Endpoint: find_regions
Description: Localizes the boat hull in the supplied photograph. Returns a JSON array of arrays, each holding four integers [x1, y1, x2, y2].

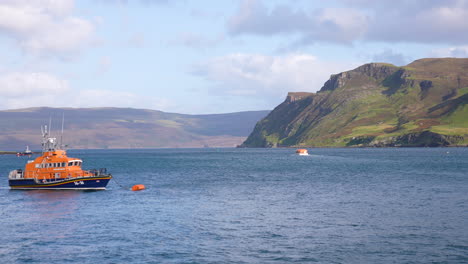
[[9, 175, 112, 190]]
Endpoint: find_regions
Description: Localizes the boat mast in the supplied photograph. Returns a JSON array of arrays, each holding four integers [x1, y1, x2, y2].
[[41, 122, 57, 153], [60, 113, 65, 149]]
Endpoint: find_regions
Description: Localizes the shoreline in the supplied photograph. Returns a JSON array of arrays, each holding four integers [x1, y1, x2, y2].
[[1, 145, 467, 153], [0, 151, 18, 155]]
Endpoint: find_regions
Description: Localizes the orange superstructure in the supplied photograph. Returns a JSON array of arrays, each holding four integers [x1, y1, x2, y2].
[[22, 149, 96, 181]]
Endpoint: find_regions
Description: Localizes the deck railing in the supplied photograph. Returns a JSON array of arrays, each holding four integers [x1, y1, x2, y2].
[[8, 170, 23, 179]]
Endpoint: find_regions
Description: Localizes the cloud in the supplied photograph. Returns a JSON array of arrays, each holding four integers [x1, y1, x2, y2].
[[71, 89, 172, 110], [0, 71, 69, 98], [228, 0, 309, 36], [0, 0, 95, 58], [127, 32, 146, 47], [97, 0, 171, 5], [364, 1, 468, 44], [191, 53, 360, 99], [429, 46, 468, 57], [372, 49, 412, 66], [170, 32, 224, 50], [96, 56, 112, 75], [227, 0, 468, 46], [0, 71, 70, 109], [190, 8, 222, 20], [228, 0, 367, 45], [0, 71, 171, 110]]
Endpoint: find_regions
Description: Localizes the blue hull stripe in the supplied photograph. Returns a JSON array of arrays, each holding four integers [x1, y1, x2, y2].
[[9, 176, 112, 190]]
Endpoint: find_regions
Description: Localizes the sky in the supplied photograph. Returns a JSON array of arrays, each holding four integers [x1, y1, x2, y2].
[[0, 0, 467, 114]]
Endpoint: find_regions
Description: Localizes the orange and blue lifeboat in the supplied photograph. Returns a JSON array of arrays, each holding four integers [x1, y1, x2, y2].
[[8, 126, 112, 190]]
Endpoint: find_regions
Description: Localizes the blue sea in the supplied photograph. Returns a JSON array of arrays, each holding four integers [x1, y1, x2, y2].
[[1, 148, 467, 263]]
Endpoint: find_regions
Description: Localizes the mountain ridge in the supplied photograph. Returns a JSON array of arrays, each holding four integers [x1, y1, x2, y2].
[[241, 58, 468, 147], [0, 107, 269, 150]]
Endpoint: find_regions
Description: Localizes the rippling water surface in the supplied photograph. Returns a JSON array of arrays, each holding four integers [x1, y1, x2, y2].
[[1, 148, 467, 263]]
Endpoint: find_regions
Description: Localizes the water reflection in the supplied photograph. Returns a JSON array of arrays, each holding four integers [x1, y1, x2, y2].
[[21, 190, 82, 239]]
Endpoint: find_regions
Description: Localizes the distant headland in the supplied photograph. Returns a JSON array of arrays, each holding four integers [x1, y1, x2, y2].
[[241, 58, 468, 148]]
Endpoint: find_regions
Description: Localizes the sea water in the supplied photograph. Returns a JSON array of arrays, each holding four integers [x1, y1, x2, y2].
[[0, 148, 467, 263]]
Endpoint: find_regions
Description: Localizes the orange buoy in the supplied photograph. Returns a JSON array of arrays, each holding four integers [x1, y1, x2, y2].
[[131, 184, 145, 191]]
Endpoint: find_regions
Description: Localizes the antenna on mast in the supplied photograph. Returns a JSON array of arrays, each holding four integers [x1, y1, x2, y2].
[[60, 113, 65, 149], [49, 116, 52, 138], [41, 124, 48, 153]]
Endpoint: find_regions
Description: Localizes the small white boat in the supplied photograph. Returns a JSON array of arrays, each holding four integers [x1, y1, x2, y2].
[[16, 146, 33, 156], [296, 149, 309, 156]]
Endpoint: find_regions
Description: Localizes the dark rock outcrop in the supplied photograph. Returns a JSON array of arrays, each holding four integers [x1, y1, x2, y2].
[[369, 131, 464, 147]]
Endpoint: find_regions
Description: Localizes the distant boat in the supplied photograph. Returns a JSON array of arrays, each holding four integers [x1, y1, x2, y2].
[[16, 146, 33, 157], [8, 124, 112, 190], [296, 149, 309, 156]]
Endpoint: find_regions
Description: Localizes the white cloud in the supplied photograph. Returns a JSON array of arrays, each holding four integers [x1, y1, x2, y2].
[[190, 8, 222, 20], [228, 0, 367, 45], [127, 32, 146, 47], [171, 32, 224, 50], [228, 0, 309, 36], [0, 0, 95, 58], [0, 71, 69, 98], [73, 89, 173, 110], [191, 53, 360, 98], [96, 56, 112, 74], [366, 4, 468, 44], [0, 71, 171, 110], [228, 0, 468, 46], [429, 46, 468, 57], [372, 49, 412, 66], [97, 0, 170, 4], [0, 71, 70, 109]]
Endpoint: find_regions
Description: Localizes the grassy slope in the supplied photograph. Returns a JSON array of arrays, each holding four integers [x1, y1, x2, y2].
[[243, 58, 468, 147]]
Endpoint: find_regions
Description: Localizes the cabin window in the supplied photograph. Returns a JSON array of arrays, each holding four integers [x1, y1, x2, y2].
[[68, 162, 73, 166], [62, 162, 66, 167], [74, 161, 78, 166]]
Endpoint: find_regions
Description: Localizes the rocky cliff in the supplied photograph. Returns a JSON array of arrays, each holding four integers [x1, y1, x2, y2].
[[241, 58, 468, 147]]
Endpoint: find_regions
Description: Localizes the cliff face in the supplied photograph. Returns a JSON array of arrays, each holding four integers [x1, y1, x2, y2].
[[241, 58, 468, 147]]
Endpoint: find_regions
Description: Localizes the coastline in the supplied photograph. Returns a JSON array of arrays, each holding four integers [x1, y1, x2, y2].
[[0, 151, 17, 155]]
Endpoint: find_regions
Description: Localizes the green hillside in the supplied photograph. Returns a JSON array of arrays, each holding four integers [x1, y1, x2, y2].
[[241, 58, 468, 147], [0, 107, 269, 150]]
